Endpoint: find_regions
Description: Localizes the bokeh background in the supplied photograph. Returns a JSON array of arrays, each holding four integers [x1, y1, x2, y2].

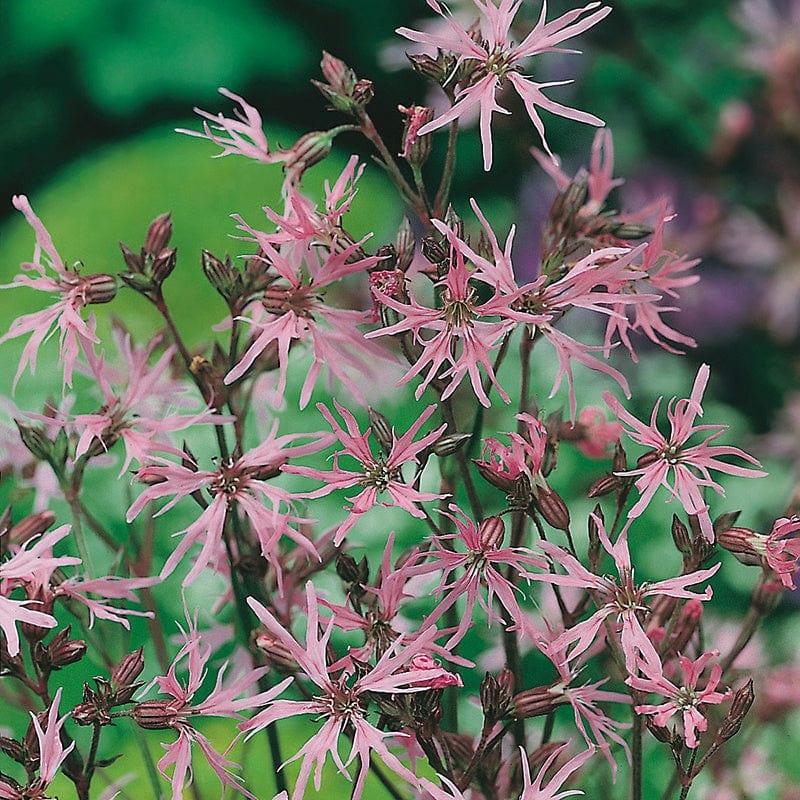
[[1, 0, 800, 797]]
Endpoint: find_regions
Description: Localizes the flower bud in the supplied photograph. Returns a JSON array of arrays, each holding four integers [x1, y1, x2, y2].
[[132, 700, 182, 730], [367, 407, 394, 454], [144, 212, 173, 256], [587, 474, 619, 498], [284, 130, 338, 184], [335, 552, 369, 589], [671, 515, 693, 560], [478, 517, 505, 550], [253, 632, 300, 674], [111, 647, 145, 692], [20, 589, 53, 643], [15, 420, 54, 463], [151, 247, 177, 285], [81, 273, 118, 305], [472, 459, 517, 494], [395, 216, 415, 271], [480, 671, 514, 721], [431, 433, 471, 457], [717, 527, 763, 567], [533, 485, 570, 531], [405, 51, 456, 85], [717, 679, 754, 742], [36, 627, 87, 670], [8, 511, 56, 546], [0, 736, 24, 763], [202, 250, 241, 304]]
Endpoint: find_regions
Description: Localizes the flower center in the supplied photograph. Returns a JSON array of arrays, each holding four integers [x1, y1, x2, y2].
[[361, 459, 398, 490]]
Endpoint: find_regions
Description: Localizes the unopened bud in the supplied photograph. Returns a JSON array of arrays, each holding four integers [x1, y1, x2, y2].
[[8, 511, 56, 546], [190, 355, 226, 408], [72, 702, 110, 727], [432, 433, 470, 457], [421, 236, 448, 266], [352, 79, 374, 106], [20, 590, 54, 643], [671, 515, 693, 559], [480, 671, 514, 721], [111, 647, 145, 691], [0, 736, 24, 763], [37, 627, 86, 670], [202, 250, 241, 303], [612, 440, 628, 474], [405, 51, 455, 84], [718, 679, 754, 742], [533, 485, 570, 531], [151, 247, 177, 285], [587, 473, 619, 498], [336, 552, 369, 588], [284, 130, 338, 184], [610, 221, 654, 240], [15, 421, 53, 463], [82, 273, 118, 305], [367, 407, 394, 454], [253, 632, 300, 674], [478, 517, 505, 550], [132, 700, 183, 730], [395, 217, 415, 271], [588, 507, 604, 571], [714, 510, 742, 537], [144, 212, 173, 255]]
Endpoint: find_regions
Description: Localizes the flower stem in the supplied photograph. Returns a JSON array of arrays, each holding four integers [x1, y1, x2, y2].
[[631, 710, 643, 800]]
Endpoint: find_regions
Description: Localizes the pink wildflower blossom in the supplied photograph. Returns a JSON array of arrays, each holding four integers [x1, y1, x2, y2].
[[0, 525, 80, 656], [1, 196, 115, 389], [242, 583, 459, 800], [604, 364, 767, 541], [398, 0, 611, 169], [284, 401, 446, 544], [764, 516, 800, 589], [138, 612, 292, 800], [478, 411, 548, 490], [177, 88, 284, 165], [574, 407, 621, 459], [519, 742, 594, 799], [412, 507, 547, 647], [368, 216, 547, 406], [224, 181, 394, 408], [126, 425, 331, 586], [0, 689, 75, 799], [537, 514, 720, 674], [628, 650, 730, 749]]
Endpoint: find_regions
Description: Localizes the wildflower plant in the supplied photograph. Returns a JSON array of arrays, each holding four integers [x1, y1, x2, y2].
[[0, 2, 796, 799]]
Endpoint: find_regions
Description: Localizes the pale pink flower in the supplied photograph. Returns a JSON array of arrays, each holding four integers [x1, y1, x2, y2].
[[398, 0, 611, 169], [764, 516, 800, 589], [478, 411, 548, 490], [0, 525, 80, 656], [368, 218, 546, 406], [519, 742, 594, 799], [55, 575, 158, 628], [629, 650, 730, 748], [243, 583, 458, 800], [177, 88, 284, 164], [224, 199, 392, 408], [139, 612, 292, 800], [0, 689, 76, 800], [604, 364, 767, 541], [574, 407, 621, 459], [126, 425, 331, 586], [412, 506, 547, 647], [0, 196, 113, 389], [537, 514, 720, 675], [284, 401, 446, 544]]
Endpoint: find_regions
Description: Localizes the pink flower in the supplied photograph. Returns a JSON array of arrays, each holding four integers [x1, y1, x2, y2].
[[412, 507, 547, 647], [764, 516, 800, 589], [0, 689, 75, 799], [398, 0, 611, 170], [368, 217, 545, 406], [537, 514, 720, 675], [242, 583, 458, 800], [177, 88, 284, 164], [126, 425, 331, 586], [0, 196, 115, 389], [629, 650, 730, 749], [0, 525, 80, 656], [575, 407, 621, 459], [137, 612, 292, 800], [284, 401, 446, 544], [223, 174, 394, 408], [604, 364, 767, 541], [478, 411, 549, 490], [519, 742, 594, 799]]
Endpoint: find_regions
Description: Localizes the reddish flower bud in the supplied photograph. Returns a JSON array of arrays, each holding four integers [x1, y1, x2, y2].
[[398, 105, 434, 166], [7, 511, 56, 546], [253, 632, 300, 674], [144, 212, 173, 256], [533, 485, 570, 531], [111, 647, 145, 692], [587, 473, 619, 498], [718, 679, 754, 742]]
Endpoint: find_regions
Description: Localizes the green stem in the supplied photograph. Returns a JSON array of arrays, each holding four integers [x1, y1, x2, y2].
[[434, 119, 459, 217], [631, 711, 643, 800]]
